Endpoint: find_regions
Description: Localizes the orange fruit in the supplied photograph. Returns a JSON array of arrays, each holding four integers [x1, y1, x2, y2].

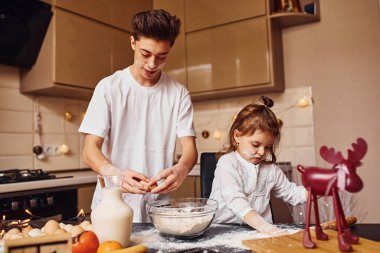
[[97, 241, 123, 253]]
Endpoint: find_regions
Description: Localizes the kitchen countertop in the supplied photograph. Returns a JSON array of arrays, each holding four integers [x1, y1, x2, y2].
[[0, 169, 97, 194], [0, 165, 200, 194], [130, 223, 380, 253]]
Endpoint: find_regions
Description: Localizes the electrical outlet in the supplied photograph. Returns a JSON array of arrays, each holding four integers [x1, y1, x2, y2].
[[43, 144, 60, 156]]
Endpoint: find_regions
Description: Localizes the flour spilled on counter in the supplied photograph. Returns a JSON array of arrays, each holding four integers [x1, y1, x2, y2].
[[131, 224, 301, 252]]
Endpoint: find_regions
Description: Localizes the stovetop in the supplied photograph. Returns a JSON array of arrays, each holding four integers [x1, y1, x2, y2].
[[0, 169, 56, 184]]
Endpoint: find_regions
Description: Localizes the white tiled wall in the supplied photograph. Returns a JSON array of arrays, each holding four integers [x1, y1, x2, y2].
[[186, 86, 316, 168], [0, 65, 89, 171], [0, 64, 316, 171]]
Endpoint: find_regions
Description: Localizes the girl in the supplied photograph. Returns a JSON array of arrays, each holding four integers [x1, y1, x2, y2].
[[209, 96, 307, 235]]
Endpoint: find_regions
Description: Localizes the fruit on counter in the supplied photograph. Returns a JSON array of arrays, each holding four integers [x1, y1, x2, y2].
[[44, 219, 61, 235], [97, 240, 123, 252], [109, 245, 148, 253], [72, 231, 100, 253]]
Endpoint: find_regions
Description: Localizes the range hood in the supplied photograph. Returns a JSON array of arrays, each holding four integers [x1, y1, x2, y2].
[[0, 0, 53, 69]]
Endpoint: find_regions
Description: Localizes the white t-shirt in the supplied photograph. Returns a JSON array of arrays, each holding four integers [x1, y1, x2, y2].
[[79, 67, 195, 222], [210, 151, 307, 224]]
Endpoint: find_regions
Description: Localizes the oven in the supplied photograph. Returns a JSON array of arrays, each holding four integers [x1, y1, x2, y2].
[[0, 169, 78, 221]]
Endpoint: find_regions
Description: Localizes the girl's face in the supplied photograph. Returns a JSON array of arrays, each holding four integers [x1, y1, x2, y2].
[[233, 129, 275, 165]]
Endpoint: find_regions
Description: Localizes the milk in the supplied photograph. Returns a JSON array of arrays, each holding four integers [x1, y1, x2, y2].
[[91, 177, 133, 247]]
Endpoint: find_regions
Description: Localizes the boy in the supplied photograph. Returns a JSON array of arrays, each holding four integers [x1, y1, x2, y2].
[[79, 9, 197, 222]]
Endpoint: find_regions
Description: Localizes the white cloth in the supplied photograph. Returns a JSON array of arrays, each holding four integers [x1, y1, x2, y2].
[[79, 67, 195, 222], [209, 151, 307, 224]]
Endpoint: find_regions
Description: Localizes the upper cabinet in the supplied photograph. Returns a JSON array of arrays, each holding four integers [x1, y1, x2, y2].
[[187, 18, 270, 95], [185, 0, 266, 32], [21, 1, 151, 99], [54, 0, 152, 32], [54, 9, 112, 90], [184, 0, 320, 101]]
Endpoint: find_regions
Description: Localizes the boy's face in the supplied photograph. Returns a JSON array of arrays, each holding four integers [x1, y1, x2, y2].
[[233, 129, 275, 165], [131, 36, 171, 84]]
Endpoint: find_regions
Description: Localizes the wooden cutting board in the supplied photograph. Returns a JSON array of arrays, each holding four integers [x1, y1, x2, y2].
[[242, 230, 380, 253]]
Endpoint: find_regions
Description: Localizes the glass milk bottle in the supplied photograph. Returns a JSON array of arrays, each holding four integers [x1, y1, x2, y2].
[[91, 175, 133, 247]]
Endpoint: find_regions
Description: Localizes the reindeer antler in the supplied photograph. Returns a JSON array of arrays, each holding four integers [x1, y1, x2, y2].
[[320, 146, 344, 165], [347, 138, 367, 166]]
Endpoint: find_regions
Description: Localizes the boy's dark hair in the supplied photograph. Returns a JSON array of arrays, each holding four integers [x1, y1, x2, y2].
[[132, 9, 181, 47]]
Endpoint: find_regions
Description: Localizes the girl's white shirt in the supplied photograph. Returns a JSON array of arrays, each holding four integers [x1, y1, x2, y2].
[[210, 151, 307, 224], [79, 67, 195, 222]]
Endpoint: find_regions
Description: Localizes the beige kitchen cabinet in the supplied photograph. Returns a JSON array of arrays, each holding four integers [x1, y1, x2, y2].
[[186, 17, 271, 97], [111, 0, 153, 32], [111, 29, 134, 73], [184, 0, 320, 101], [54, 0, 111, 25], [21, 8, 134, 99], [54, 9, 112, 90], [170, 176, 201, 198], [77, 183, 96, 215], [153, 0, 187, 85], [54, 0, 152, 32], [185, 0, 266, 32]]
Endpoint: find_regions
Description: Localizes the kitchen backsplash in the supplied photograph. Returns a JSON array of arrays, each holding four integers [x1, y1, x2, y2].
[[0, 64, 315, 171], [0, 65, 88, 171]]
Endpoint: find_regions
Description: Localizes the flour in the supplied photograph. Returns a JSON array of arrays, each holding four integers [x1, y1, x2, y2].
[[131, 224, 301, 252], [153, 214, 214, 236]]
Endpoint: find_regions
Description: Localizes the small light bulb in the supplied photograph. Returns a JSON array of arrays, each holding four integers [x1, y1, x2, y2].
[[213, 130, 222, 140], [297, 97, 309, 108], [64, 111, 73, 120], [59, 144, 70, 154]]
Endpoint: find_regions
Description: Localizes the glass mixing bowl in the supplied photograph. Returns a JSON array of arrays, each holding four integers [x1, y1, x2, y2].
[[146, 198, 218, 238]]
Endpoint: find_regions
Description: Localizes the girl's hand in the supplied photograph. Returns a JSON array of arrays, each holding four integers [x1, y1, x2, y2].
[[244, 211, 287, 235]]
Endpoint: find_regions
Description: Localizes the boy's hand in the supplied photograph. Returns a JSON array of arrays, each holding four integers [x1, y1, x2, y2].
[[149, 162, 188, 194], [99, 162, 150, 194]]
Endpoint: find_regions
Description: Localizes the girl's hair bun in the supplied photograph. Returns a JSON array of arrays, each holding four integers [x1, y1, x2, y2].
[[260, 96, 274, 108]]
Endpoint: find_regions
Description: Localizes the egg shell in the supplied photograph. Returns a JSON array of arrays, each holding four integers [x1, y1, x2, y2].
[[28, 228, 42, 237], [7, 228, 20, 234], [80, 220, 91, 229], [3, 233, 13, 240], [22, 226, 33, 235], [84, 224, 93, 231], [64, 224, 74, 233], [70, 225, 84, 237], [44, 220, 60, 235], [10, 234, 24, 240], [53, 228, 67, 235]]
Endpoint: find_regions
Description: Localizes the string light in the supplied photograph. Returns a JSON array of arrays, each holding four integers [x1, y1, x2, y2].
[[64, 111, 73, 121], [297, 96, 309, 108], [213, 130, 222, 140]]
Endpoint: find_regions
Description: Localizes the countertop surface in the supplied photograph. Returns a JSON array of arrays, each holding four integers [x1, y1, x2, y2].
[[130, 223, 380, 253], [0, 169, 97, 194], [0, 164, 200, 194]]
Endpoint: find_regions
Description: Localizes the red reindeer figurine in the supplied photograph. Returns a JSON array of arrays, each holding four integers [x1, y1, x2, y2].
[[297, 138, 367, 252]]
